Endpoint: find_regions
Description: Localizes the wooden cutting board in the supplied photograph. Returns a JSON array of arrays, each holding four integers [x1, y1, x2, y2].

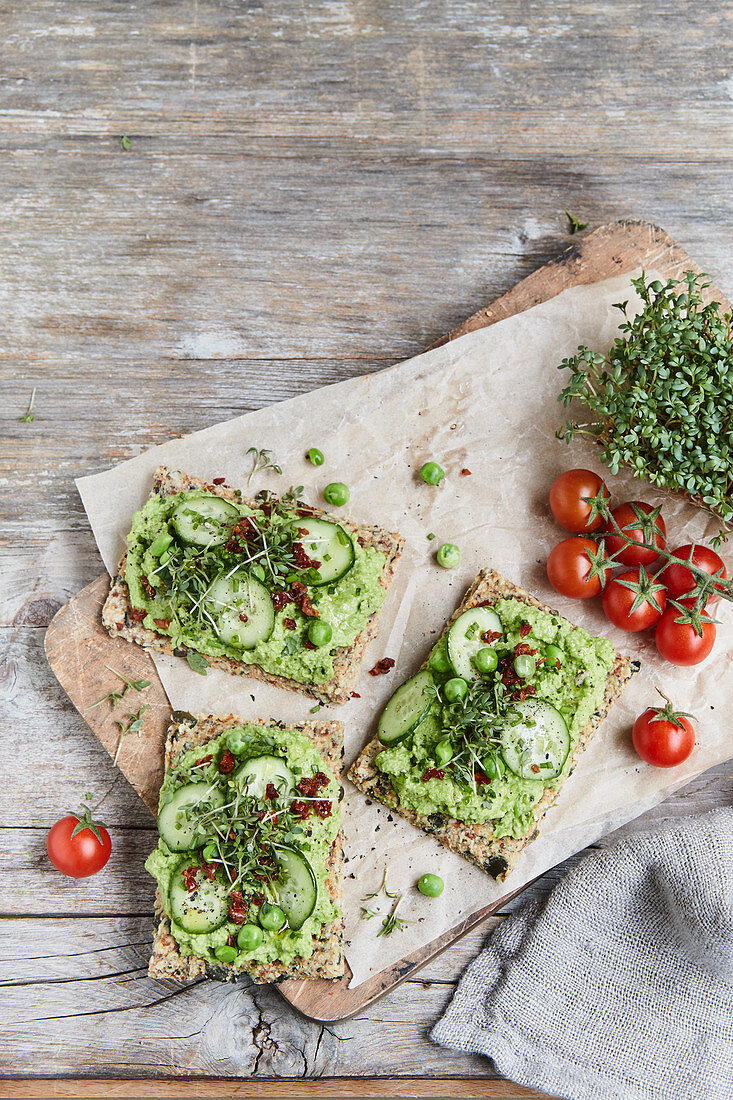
[[45, 219, 722, 1023]]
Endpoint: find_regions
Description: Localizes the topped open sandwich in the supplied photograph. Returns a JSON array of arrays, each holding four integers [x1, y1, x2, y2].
[[349, 568, 638, 882], [102, 465, 404, 704], [147, 712, 345, 984]]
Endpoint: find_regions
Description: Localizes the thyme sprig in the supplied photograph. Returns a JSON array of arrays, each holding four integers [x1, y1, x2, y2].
[[557, 271, 733, 539], [246, 447, 283, 485]]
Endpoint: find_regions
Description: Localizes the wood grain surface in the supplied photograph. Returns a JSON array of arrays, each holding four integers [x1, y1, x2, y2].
[[44, 218, 731, 1028], [2, 0, 732, 1094]]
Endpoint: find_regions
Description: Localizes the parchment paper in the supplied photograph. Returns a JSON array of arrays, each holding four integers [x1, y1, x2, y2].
[[77, 271, 733, 987]]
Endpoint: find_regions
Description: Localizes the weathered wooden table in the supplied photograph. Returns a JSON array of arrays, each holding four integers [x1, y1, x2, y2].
[[2, 3, 732, 1097]]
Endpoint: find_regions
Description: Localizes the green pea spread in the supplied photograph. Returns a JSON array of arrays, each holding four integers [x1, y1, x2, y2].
[[376, 599, 614, 839], [124, 489, 387, 683], [145, 724, 340, 967]]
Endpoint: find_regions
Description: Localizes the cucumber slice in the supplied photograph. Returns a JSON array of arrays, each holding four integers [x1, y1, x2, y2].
[[169, 862, 230, 933], [377, 669, 435, 745], [234, 755, 295, 800], [206, 569, 275, 649], [499, 700, 570, 781], [447, 607, 503, 681], [291, 518, 355, 586], [171, 494, 240, 547], [275, 846, 317, 930], [158, 782, 225, 852]]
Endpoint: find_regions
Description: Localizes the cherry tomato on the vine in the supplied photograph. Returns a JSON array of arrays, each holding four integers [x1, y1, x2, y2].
[[546, 537, 604, 599], [603, 501, 666, 567], [659, 544, 727, 607], [602, 568, 666, 632], [549, 469, 610, 534], [654, 608, 716, 666], [47, 799, 111, 878], [632, 701, 695, 768]]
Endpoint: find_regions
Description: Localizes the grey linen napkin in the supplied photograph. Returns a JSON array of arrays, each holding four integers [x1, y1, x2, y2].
[[431, 807, 733, 1100]]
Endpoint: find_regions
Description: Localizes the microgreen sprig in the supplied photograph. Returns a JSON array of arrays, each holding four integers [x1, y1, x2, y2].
[[87, 666, 151, 711], [19, 387, 36, 422], [377, 897, 414, 937], [113, 703, 149, 765], [246, 447, 283, 486], [565, 211, 588, 234]]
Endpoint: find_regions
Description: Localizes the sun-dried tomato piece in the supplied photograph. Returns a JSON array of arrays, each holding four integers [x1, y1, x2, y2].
[[201, 860, 218, 880], [265, 783, 280, 801], [519, 623, 532, 638], [297, 772, 329, 797], [514, 642, 537, 657], [421, 767, 445, 782], [474, 771, 492, 786], [313, 799, 332, 818], [129, 607, 147, 622], [141, 576, 156, 599], [481, 629, 502, 644], [182, 866, 198, 892], [290, 799, 311, 819], [368, 657, 396, 676], [460, 468, 472, 476], [212, 477, 226, 485], [153, 617, 170, 630], [284, 618, 296, 631], [218, 749, 236, 774], [292, 542, 321, 571], [272, 590, 294, 611], [290, 581, 318, 618]]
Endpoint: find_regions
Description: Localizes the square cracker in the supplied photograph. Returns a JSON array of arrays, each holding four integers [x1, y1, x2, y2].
[[148, 712, 346, 984], [102, 465, 405, 704], [348, 568, 638, 882]]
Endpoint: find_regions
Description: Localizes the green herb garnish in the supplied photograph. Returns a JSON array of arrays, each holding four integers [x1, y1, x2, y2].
[[113, 703, 149, 765], [565, 211, 588, 234], [558, 271, 733, 538], [377, 897, 414, 937], [186, 651, 209, 675], [246, 447, 283, 485], [87, 666, 150, 711], [361, 868, 398, 901], [19, 387, 36, 422], [120, 135, 131, 151]]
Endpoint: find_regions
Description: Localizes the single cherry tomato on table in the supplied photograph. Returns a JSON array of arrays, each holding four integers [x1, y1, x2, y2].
[[546, 537, 605, 599], [658, 544, 728, 607], [549, 469, 611, 534], [47, 797, 111, 878], [602, 567, 667, 632], [632, 696, 696, 768], [654, 608, 716, 666], [603, 501, 666, 567]]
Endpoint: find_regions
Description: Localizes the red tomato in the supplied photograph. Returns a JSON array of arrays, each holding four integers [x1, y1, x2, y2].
[[659, 544, 727, 607], [546, 537, 603, 599], [603, 501, 666, 566], [47, 808, 111, 878], [602, 569, 666, 632], [654, 608, 716, 666], [549, 469, 610, 534], [632, 707, 695, 768]]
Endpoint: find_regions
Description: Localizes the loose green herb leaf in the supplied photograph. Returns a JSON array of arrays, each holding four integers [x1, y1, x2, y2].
[[246, 447, 283, 485], [377, 897, 414, 937], [310, 704, 322, 714], [19, 387, 36, 422], [558, 271, 733, 538], [360, 906, 377, 920], [87, 667, 151, 712], [427, 533, 436, 541], [113, 704, 149, 765], [120, 135, 131, 151], [565, 210, 588, 234], [186, 651, 209, 676]]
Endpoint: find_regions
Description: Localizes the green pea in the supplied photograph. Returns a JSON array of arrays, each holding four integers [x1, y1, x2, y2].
[[419, 461, 445, 486], [435, 739, 453, 765], [428, 648, 452, 675], [437, 543, 461, 569], [545, 644, 564, 667], [482, 754, 504, 781], [202, 843, 218, 862], [444, 677, 468, 703], [417, 873, 444, 897], [514, 654, 536, 679], [258, 902, 286, 931], [323, 482, 350, 507], [214, 944, 238, 963], [237, 923, 264, 951], [149, 531, 173, 557], [307, 447, 325, 466], [308, 619, 333, 647], [474, 647, 498, 675]]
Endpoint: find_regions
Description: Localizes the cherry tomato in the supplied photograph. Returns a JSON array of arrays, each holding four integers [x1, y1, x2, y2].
[[659, 544, 727, 607], [549, 469, 610, 534], [632, 706, 695, 768], [603, 501, 666, 566], [47, 803, 111, 878], [546, 537, 603, 599], [654, 608, 716, 666], [602, 569, 666, 632]]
